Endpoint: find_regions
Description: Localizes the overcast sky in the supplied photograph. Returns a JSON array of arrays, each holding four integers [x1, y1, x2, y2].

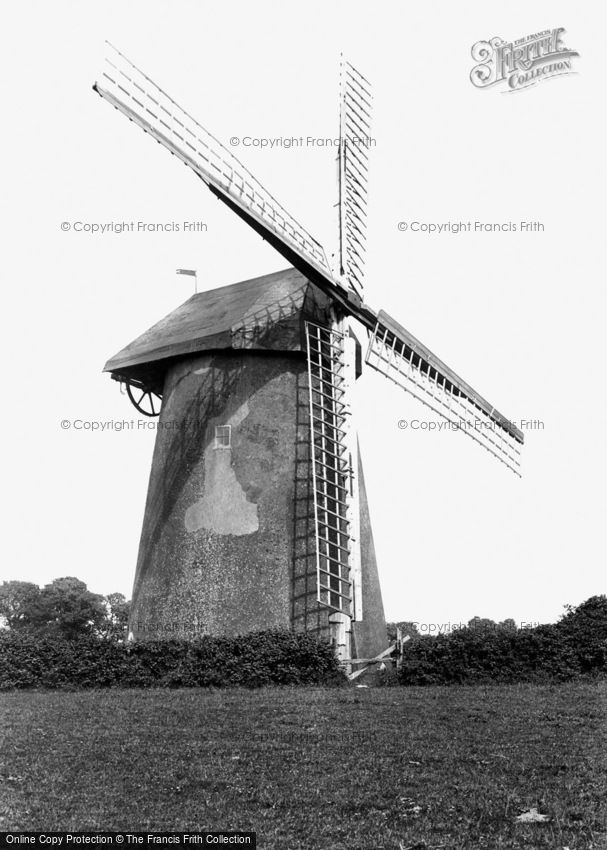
[[2, 0, 604, 629]]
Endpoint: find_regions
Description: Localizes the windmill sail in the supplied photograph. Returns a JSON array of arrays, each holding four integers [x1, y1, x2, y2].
[[94, 46, 524, 477], [365, 310, 524, 475], [94, 43, 342, 297], [305, 321, 353, 615], [339, 60, 372, 297]]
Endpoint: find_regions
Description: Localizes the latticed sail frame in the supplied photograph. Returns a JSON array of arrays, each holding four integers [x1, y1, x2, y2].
[[96, 43, 333, 282], [365, 317, 523, 476], [339, 60, 372, 298], [95, 46, 524, 479], [305, 322, 353, 615]]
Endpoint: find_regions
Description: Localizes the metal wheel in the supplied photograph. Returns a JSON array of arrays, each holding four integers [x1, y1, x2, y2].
[[125, 382, 162, 417]]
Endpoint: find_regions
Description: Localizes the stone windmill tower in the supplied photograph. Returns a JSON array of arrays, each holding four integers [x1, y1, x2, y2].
[[96, 46, 523, 662]]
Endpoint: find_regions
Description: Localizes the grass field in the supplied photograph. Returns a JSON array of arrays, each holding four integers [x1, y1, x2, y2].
[[1, 682, 606, 849]]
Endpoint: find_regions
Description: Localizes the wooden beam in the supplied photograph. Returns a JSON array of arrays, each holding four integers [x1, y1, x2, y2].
[[346, 645, 395, 681]]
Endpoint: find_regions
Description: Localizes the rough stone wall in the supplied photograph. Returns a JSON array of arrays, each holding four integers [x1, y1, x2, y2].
[[130, 351, 308, 640], [128, 349, 387, 657]]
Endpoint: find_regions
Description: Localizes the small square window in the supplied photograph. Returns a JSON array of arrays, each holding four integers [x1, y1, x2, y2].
[[214, 425, 231, 449]]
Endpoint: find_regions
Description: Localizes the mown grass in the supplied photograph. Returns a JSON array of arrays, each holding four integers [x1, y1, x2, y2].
[[1, 682, 606, 849]]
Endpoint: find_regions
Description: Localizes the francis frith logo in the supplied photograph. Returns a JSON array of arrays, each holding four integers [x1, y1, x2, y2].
[[470, 28, 579, 92]]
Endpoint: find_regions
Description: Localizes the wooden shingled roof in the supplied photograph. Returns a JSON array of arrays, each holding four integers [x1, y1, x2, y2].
[[104, 267, 332, 386]]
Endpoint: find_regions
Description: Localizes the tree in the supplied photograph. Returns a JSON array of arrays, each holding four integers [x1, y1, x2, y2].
[[557, 595, 607, 672], [0, 581, 42, 630], [386, 621, 421, 642], [0, 578, 132, 642], [467, 617, 498, 635], [102, 592, 131, 640], [35, 577, 107, 640]]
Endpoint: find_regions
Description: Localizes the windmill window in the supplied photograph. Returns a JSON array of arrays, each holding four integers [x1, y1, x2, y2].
[[214, 425, 231, 449]]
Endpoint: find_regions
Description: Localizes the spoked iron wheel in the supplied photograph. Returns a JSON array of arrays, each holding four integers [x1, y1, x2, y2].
[[125, 382, 162, 417]]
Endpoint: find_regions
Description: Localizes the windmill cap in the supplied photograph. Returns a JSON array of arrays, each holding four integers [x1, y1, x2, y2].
[[104, 267, 335, 388]]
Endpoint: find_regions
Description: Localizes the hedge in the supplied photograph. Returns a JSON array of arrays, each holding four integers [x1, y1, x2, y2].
[[0, 629, 345, 690], [398, 615, 607, 685]]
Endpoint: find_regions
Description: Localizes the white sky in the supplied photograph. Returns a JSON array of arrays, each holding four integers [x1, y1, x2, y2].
[[2, 1, 604, 628]]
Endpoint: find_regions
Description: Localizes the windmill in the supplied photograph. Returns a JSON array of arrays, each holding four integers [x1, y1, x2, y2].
[[95, 44, 523, 664]]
